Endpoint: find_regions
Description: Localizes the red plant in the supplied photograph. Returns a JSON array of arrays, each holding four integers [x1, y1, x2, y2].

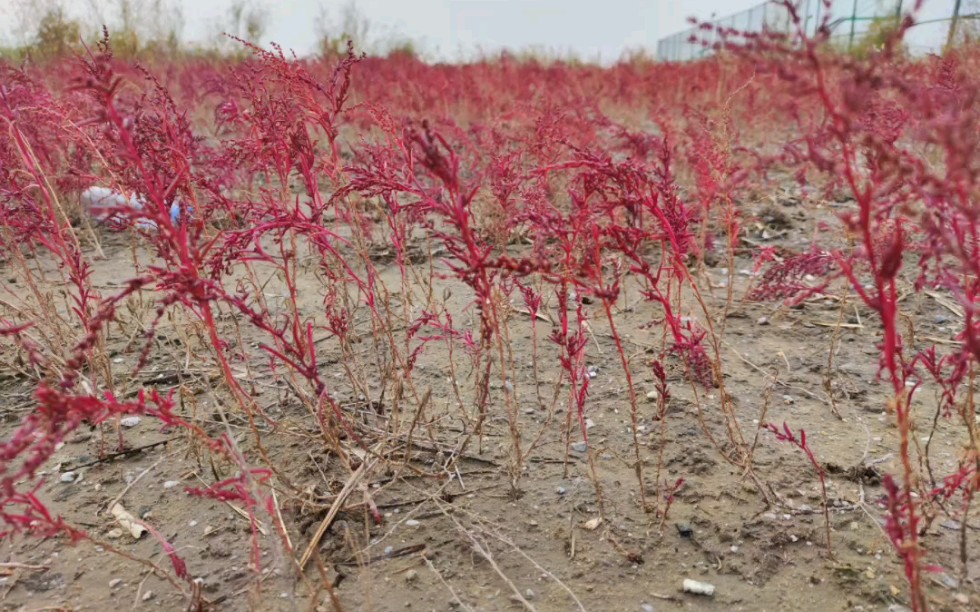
[[749, 249, 834, 304], [765, 421, 832, 555], [4, 9, 980, 608]]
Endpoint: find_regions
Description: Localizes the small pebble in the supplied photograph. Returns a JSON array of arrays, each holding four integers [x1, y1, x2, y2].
[[142, 591, 154, 602], [70, 432, 92, 444], [120, 416, 141, 428], [556, 487, 567, 495], [384, 546, 394, 556], [757, 316, 770, 325], [188, 520, 198, 528], [524, 589, 535, 600], [645, 390, 659, 402], [109, 578, 123, 588], [641, 605, 655, 612], [404, 569, 418, 583], [60, 472, 76, 483], [570, 442, 588, 453], [163, 480, 180, 489], [405, 519, 420, 528], [675, 523, 693, 538], [106, 528, 123, 539], [954, 594, 969, 605], [939, 574, 959, 589]]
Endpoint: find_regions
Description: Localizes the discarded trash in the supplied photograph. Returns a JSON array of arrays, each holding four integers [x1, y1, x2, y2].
[[110, 503, 147, 540], [583, 517, 602, 531], [81, 186, 189, 230], [119, 416, 141, 428], [682, 579, 715, 596]]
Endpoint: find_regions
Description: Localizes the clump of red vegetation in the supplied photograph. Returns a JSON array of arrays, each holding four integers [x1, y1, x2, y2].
[[1, 2, 979, 608]]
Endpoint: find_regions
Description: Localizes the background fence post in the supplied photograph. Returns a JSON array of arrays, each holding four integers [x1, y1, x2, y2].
[[654, 0, 961, 64], [946, 0, 963, 52]]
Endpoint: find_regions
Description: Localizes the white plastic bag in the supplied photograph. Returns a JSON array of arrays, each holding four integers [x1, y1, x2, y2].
[[81, 186, 186, 230]]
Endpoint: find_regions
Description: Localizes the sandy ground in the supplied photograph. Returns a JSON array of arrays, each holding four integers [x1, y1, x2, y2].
[[1, 186, 977, 612]]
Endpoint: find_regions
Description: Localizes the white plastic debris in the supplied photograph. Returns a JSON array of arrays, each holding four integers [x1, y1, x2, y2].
[[110, 503, 147, 540], [81, 185, 188, 230], [682, 579, 715, 596], [582, 517, 602, 531], [119, 416, 141, 428]]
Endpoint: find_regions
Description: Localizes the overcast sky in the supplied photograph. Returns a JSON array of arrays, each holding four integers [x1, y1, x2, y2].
[[237, 0, 762, 60], [2, 0, 961, 60], [2, 0, 761, 60]]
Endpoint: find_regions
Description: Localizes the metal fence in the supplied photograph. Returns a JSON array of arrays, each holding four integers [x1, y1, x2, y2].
[[656, 0, 977, 62]]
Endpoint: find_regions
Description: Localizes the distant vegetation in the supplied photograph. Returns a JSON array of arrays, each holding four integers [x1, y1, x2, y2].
[[0, 0, 428, 62]]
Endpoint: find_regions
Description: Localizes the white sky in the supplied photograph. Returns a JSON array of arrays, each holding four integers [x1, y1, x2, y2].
[[3, 0, 760, 60], [1, 0, 963, 60]]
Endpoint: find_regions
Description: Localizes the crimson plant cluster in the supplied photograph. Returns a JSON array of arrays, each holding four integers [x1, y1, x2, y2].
[[0, 3, 978, 609]]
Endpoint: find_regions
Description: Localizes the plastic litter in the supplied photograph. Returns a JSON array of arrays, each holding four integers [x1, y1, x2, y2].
[[81, 185, 188, 230]]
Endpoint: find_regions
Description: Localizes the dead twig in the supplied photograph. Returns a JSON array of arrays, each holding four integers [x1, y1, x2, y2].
[[299, 455, 378, 570], [428, 492, 586, 612], [336, 543, 427, 567], [422, 554, 473, 612], [67, 439, 171, 471], [925, 290, 965, 318], [102, 454, 169, 515], [192, 473, 270, 536], [446, 514, 537, 611]]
